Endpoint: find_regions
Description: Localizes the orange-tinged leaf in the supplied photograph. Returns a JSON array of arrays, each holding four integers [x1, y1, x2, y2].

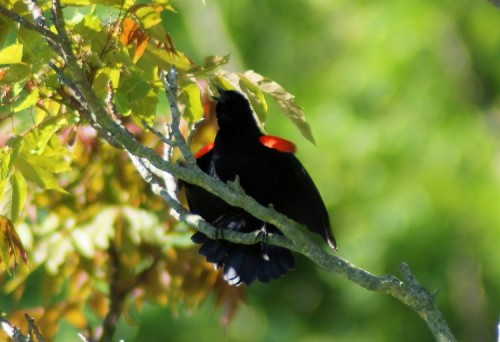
[[120, 18, 140, 46], [133, 35, 150, 63], [0, 216, 29, 269]]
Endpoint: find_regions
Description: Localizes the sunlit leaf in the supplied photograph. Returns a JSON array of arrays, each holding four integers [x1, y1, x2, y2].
[[13, 89, 39, 113], [180, 82, 204, 123], [16, 156, 68, 193], [189, 54, 230, 75], [212, 74, 236, 91], [73, 14, 107, 54], [238, 73, 268, 123], [0, 43, 23, 64], [0, 151, 12, 198], [134, 5, 162, 30], [17, 27, 53, 67], [7, 172, 27, 222], [120, 17, 139, 46], [120, 17, 150, 63], [133, 35, 150, 63], [0, 137, 23, 196], [241, 70, 316, 144], [93, 67, 121, 99], [61, 0, 92, 5], [144, 44, 192, 71]]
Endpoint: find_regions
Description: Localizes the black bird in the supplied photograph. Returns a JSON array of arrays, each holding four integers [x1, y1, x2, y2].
[[185, 88, 336, 286]]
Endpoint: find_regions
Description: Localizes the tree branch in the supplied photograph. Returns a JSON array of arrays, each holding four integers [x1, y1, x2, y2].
[[0, 5, 458, 342]]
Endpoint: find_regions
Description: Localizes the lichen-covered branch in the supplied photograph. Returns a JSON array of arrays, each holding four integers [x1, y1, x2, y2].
[[0, 4, 457, 342]]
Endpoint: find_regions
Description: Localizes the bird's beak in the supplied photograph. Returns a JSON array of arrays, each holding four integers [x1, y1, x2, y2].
[[211, 85, 227, 102]]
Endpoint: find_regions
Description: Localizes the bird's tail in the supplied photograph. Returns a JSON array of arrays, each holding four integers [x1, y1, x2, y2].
[[192, 232, 296, 286]]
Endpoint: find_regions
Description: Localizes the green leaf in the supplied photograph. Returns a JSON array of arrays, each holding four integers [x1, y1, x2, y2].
[[9, 172, 27, 222], [12, 119, 71, 193], [189, 54, 230, 76], [15, 156, 68, 193], [0, 137, 23, 197], [212, 74, 236, 91], [93, 67, 121, 100], [238, 73, 268, 123], [135, 5, 162, 30], [144, 44, 192, 71], [73, 14, 107, 55], [17, 27, 53, 67], [117, 70, 157, 122], [242, 70, 316, 144], [130, 89, 158, 125], [180, 82, 204, 123], [13, 89, 39, 113], [0, 150, 11, 198], [0, 43, 22, 64], [0, 64, 31, 86], [23, 115, 70, 154]]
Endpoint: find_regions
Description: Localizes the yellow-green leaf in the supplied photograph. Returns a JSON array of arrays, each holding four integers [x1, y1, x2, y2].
[[0, 43, 23, 65], [16, 156, 68, 193], [13, 89, 39, 113], [242, 70, 316, 144], [180, 82, 204, 123], [9, 172, 27, 222], [61, 0, 92, 5], [135, 6, 162, 30], [0, 137, 23, 196], [238, 73, 268, 123], [144, 44, 192, 71], [93, 67, 121, 100]]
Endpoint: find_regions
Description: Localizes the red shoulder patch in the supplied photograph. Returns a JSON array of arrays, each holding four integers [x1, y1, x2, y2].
[[259, 135, 297, 154], [194, 142, 215, 159]]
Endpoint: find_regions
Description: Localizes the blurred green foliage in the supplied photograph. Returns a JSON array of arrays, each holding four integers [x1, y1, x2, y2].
[[117, 0, 499, 341], [1, 0, 498, 340]]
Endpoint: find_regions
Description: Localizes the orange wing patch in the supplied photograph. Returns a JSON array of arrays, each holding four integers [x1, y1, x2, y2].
[[259, 135, 297, 154]]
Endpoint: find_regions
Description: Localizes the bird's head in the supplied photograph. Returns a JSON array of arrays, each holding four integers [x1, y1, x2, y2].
[[213, 87, 260, 133]]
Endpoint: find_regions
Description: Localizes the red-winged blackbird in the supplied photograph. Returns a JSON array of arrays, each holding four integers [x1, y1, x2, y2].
[[185, 88, 336, 286]]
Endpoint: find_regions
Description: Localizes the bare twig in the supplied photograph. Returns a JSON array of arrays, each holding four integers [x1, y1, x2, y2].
[[25, 314, 45, 342], [0, 313, 46, 342], [187, 117, 206, 146], [142, 120, 177, 147], [161, 68, 196, 165]]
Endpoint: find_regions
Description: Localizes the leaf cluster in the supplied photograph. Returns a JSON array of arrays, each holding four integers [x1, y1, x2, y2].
[[0, 0, 317, 339]]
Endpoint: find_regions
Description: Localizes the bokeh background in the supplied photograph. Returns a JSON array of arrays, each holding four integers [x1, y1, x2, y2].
[[115, 0, 500, 341]]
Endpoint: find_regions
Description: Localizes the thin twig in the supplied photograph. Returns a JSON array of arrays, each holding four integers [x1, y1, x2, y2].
[[161, 68, 196, 165], [142, 120, 177, 147], [25, 313, 45, 342], [187, 117, 206, 146]]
